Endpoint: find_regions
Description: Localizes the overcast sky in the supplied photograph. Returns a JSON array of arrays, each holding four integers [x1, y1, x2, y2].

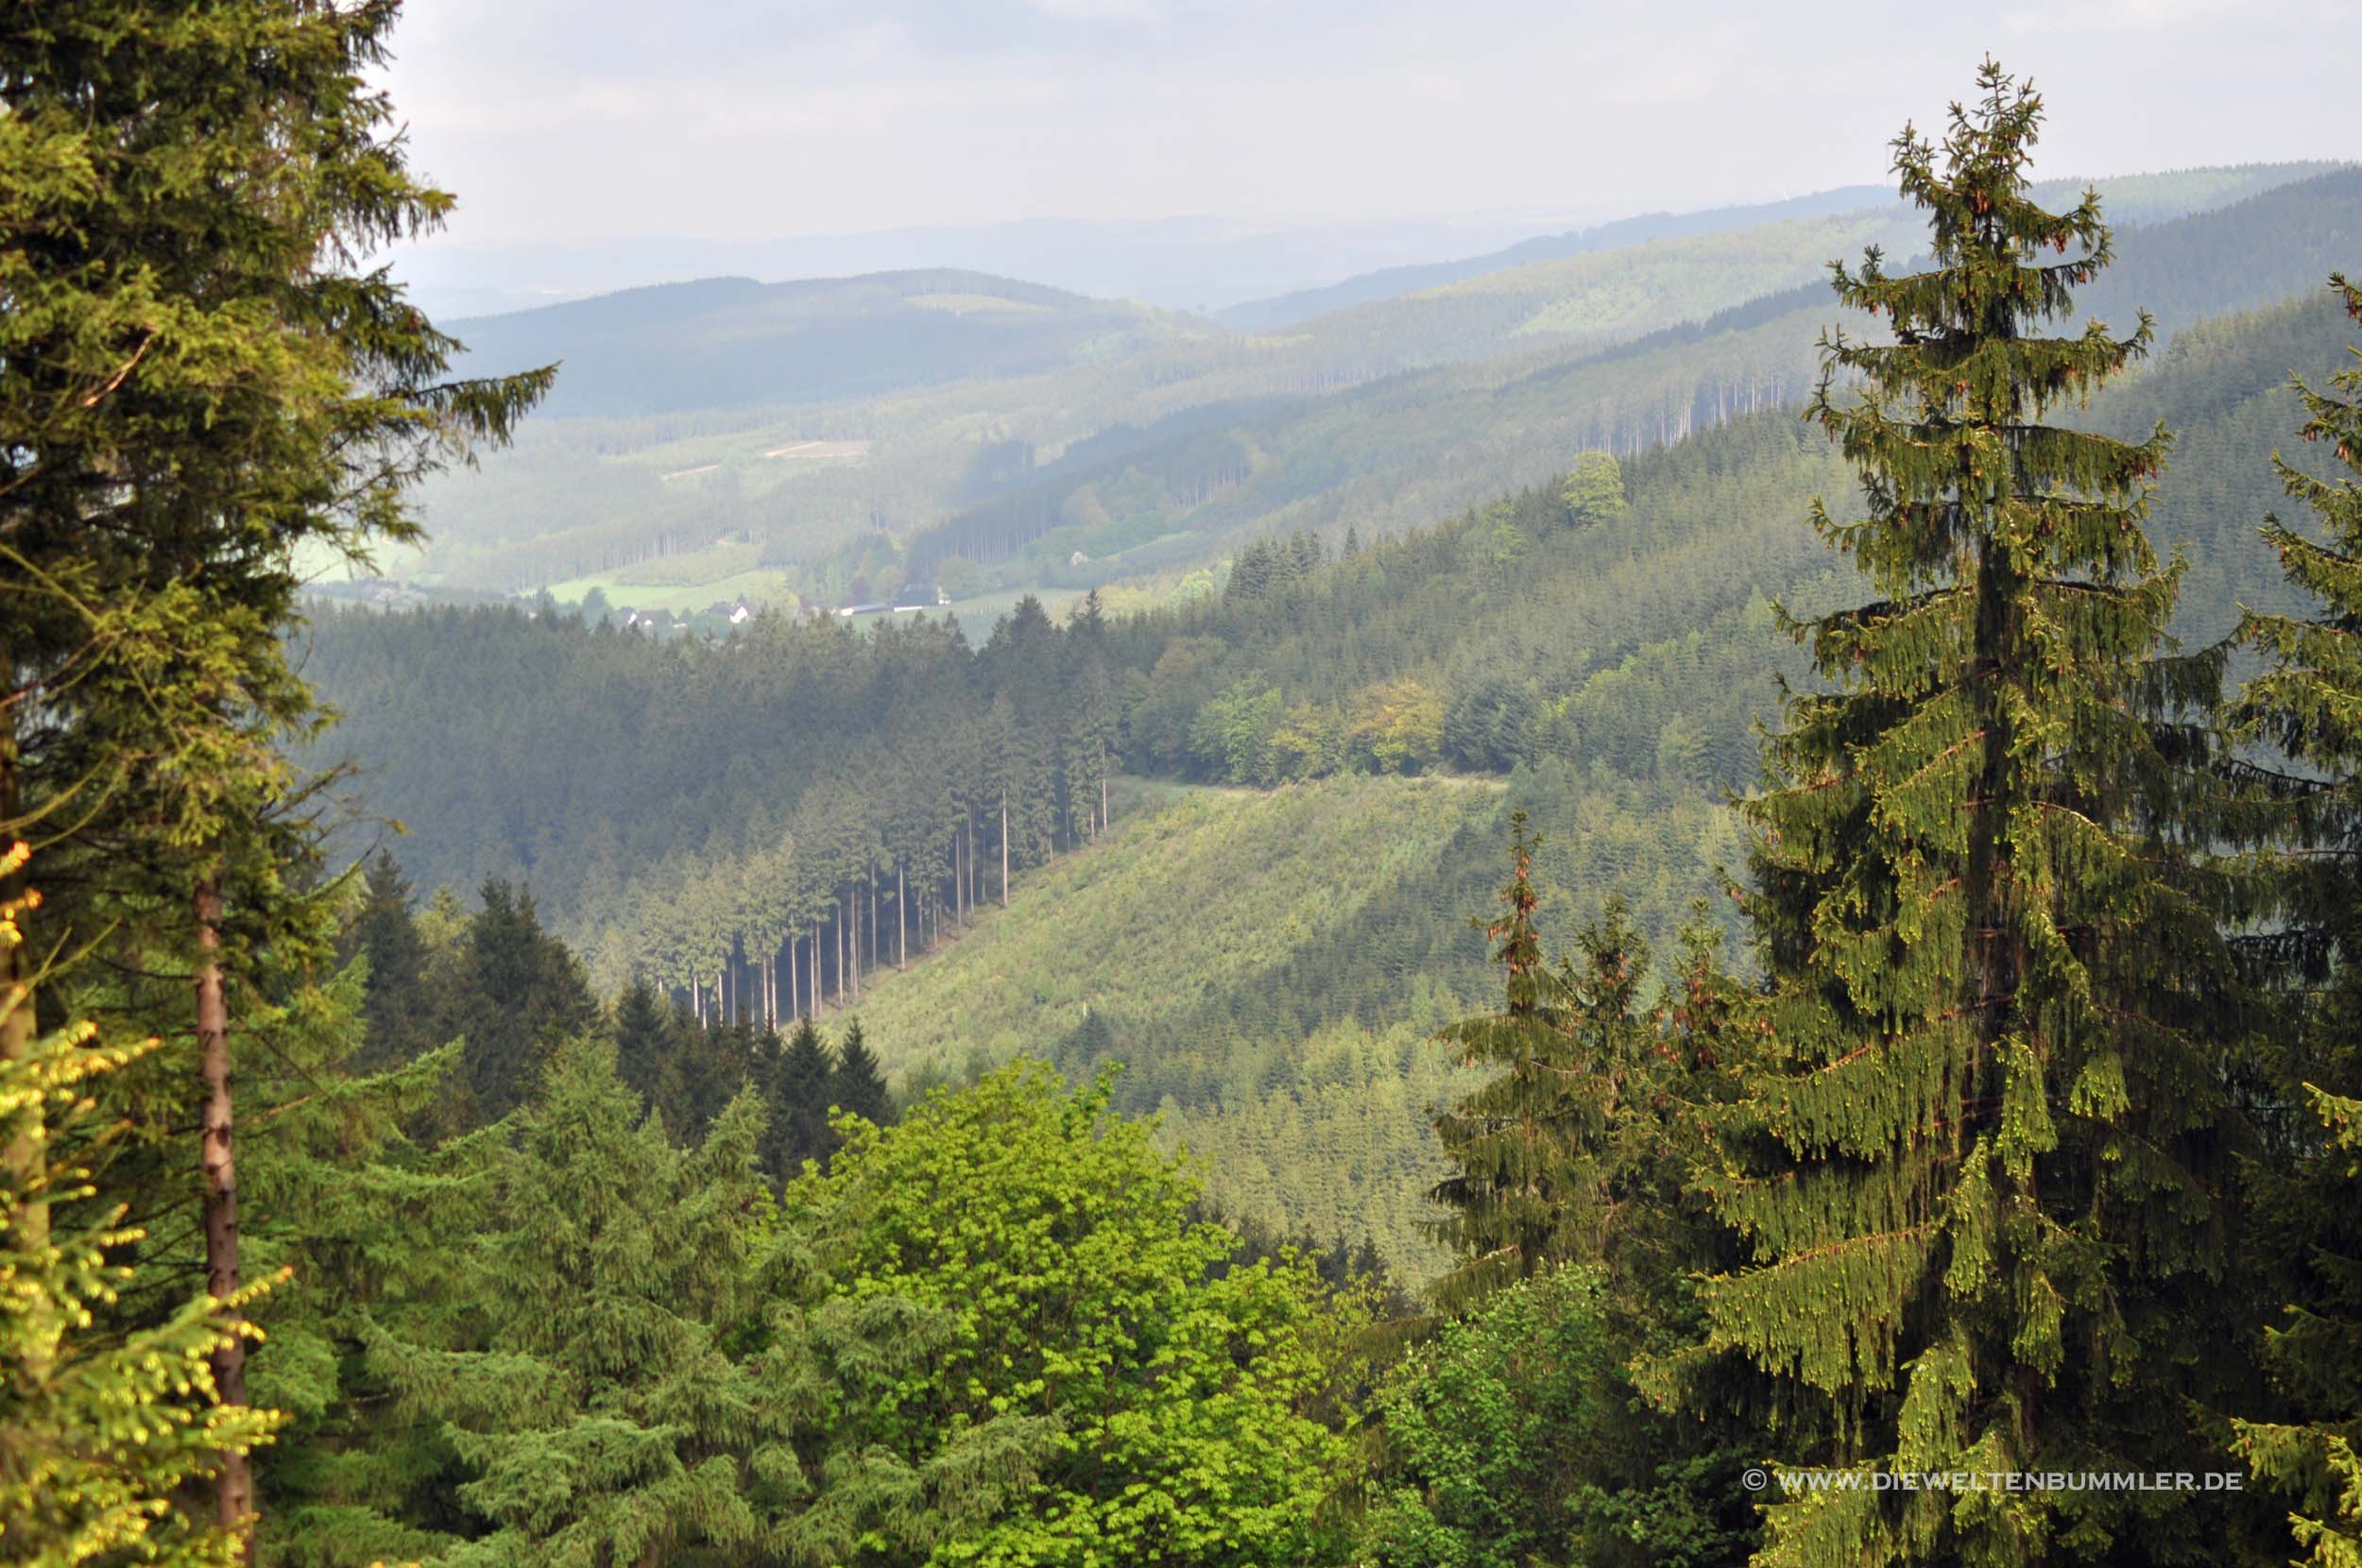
[[384, 0, 2356, 249]]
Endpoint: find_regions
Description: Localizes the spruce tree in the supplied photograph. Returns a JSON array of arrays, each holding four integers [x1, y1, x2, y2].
[[1424, 811, 1619, 1314], [367, 1037, 769, 1567], [1705, 62, 2259, 1566], [345, 851, 430, 1068], [764, 1017, 837, 1179], [4, 8, 548, 1546], [831, 1018, 894, 1128], [2229, 271, 2362, 1568], [454, 881, 596, 1125]]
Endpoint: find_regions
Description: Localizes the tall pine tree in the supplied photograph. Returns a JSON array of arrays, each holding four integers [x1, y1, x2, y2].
[[1425, 811, 1615, 1315], [2230, 271, 2362, 1568], [1703, 62, 2262, 1566]]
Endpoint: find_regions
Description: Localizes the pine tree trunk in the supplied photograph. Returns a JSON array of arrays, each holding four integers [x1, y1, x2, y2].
[[898, 863, 907, 970], [788, 934, 799, 1019], [956, 821, 967, 926], [838, 895, 848, 1003], [1001, 791, 1010, 910], [1101, 770, 1109, 837], [809, 923, 820, 1014], [195, 875, 255, 1558], [868, 871, 880, 979]]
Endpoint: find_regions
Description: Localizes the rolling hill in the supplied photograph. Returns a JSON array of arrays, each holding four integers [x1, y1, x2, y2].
[[446, 267, 1215, 419]]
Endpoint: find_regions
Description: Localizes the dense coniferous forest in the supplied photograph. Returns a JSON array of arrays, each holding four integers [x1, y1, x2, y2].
[[9, 12, 2362, 1568]]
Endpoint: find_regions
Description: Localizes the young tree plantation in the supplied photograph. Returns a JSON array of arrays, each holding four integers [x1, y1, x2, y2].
[[7, 9, 2362, 1567]]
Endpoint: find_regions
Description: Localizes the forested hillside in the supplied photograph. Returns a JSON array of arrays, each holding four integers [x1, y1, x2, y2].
[[304, 274, 2356, 1287], [310, 274, 2355, 948]]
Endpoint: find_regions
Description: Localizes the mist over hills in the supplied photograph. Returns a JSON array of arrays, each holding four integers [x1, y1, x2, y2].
[[398, 207, 1607, 322]]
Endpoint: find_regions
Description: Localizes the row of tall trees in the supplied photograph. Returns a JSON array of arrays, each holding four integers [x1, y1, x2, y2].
[[1395, 68, 2362, 1568], [303, 592, 1125, 1001], [622, 593, 1124, 1024]]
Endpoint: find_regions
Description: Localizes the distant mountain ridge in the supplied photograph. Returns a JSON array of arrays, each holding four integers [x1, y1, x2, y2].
[[446, 266, 1212, 418], [1219, 161, 2349, 334], [1217, 185, 1899, 332]]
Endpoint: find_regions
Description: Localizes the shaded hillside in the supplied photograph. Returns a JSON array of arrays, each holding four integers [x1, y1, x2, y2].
[[446, 267, 1214, 418]]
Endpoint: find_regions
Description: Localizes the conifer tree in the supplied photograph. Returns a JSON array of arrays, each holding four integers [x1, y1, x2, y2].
[[2229, 271, 2362, 1568], [1424, 811, 1615, 1315], [234, 957, 482, 1568], [831, 1018, 894, 1128], [1705, 62, 2260, 1565], [4, 8, 549, 1547], [455, 881, 597, 1124], [367, 1037, 769, 1567], [345, 852, 430, 1068], [764, 1017, 837, 1179]]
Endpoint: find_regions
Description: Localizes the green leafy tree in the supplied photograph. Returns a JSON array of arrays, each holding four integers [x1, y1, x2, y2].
[[1704, 62, 2262, 1566], [1560, 451, 1630, 527], [780, 1061, 1357, 1568], [1367, 1265, 1741, 1568]]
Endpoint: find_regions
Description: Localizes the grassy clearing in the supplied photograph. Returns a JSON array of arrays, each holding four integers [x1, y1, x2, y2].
[[850, 773, 1506, 1279]]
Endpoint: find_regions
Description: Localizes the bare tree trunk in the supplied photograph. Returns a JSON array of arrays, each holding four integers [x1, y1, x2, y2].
[[788, 934, 799, 1019], [1001, 791, 1010, 910], [195, 876, 255, 1559], [955, 821, 967, 926], [809, 924, 819, 1016], [897, 863, 907, 970], [838, 895, 848, 1004], [868, 871, 880, 980], [1102, 770, 1109, 838]]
